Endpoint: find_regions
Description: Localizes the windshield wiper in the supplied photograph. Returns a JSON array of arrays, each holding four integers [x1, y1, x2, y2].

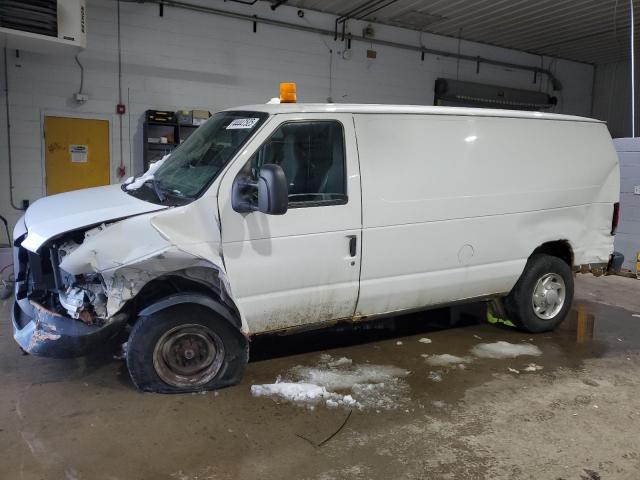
[[145, 178, 165, 203]]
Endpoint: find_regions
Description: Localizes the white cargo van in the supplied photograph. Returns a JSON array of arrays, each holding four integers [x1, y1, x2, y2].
[[12, 102, 622, 393]]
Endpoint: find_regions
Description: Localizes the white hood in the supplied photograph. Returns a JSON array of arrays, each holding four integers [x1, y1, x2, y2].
[[21, 184, 168, 252]]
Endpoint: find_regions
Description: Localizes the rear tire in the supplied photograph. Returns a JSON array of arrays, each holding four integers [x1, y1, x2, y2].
[[504, 254, 574, 333], [126, 304, 248, 393]]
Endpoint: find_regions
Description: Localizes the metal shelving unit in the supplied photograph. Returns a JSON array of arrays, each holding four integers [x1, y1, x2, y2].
[[142, 110, 210, 171], [143, 119, 178, 171]]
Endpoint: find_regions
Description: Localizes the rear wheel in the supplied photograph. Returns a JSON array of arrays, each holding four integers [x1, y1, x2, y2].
[[126, 304, 248, 393], [505, 254, 574, 333]]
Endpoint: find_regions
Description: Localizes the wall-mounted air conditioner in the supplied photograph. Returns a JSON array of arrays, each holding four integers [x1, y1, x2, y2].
[[57, 0, 86, 45], [0, 0, 86, 54]]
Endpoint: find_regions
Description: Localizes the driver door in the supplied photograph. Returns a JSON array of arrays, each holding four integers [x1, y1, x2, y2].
[[218, 113, 362, 334]]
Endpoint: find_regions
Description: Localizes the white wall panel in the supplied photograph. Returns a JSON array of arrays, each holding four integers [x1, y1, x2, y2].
[[0, 0, 594, 232]]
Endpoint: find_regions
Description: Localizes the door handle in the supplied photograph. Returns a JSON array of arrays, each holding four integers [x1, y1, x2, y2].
[[348, 235, 357, 257]]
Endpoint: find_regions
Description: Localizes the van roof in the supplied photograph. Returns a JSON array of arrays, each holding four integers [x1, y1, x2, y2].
[[225, 103, 602, 123]]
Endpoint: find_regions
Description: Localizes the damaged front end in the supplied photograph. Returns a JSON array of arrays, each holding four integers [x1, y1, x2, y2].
[[12, 205, 236, 358], [12, 232, 128, 358]]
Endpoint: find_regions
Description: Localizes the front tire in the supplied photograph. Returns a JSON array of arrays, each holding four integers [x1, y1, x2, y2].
[[504, 254, 574, 333], [126, 304, 248, 393]]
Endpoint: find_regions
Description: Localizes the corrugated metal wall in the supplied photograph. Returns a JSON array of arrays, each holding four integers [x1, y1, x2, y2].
[[593, 61, 633, 138]]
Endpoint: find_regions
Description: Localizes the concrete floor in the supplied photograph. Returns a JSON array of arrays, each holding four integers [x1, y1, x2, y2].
[[1, 276, 640, 480]]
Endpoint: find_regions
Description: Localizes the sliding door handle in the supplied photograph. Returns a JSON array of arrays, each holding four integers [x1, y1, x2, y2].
[[348, 235, 357, 257]]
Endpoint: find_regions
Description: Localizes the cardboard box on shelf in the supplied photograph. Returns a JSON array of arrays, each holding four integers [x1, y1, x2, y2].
[[192, 109, 211, 125]]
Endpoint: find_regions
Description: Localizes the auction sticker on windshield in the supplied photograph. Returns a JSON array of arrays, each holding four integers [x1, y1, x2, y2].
[[227, 118, 260, 129]]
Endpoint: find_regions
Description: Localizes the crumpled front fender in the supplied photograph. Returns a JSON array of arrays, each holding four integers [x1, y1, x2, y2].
[[50, 198, 248, 332]]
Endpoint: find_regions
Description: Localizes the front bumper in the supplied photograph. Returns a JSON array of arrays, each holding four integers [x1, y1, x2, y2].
[[12, 300, 127, 358]]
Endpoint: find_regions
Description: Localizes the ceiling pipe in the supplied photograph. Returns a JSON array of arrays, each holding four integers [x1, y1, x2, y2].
[[224, 0, 259, 5], [335, 1, 386, 41], [351, 0, 400, 21], [118, 0, 563, 91], [338, 0, 400, 41], [631, 0, 635, 137], [270, 0, 288, 11]]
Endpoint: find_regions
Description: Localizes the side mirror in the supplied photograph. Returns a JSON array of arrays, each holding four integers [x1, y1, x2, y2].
[[257, 164, 288, 215], [232, 164, 288, 215]]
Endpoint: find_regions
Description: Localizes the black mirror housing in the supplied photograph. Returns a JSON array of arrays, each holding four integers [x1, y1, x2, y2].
[[257, 164, 288, 215], [232, 164, 288, 215]]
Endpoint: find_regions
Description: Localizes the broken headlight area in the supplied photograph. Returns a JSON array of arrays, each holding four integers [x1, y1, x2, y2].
[[16, 234, 111, 327], [58, 276, 108, 324]]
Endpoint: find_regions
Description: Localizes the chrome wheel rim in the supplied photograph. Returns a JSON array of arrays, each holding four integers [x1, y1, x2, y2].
[[531, 273, 566, 320], [153, 324, 225, 388]]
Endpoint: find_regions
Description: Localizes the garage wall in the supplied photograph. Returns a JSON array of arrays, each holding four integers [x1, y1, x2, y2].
[[0, 0, 595, 232], [612, 138, 640, 271]]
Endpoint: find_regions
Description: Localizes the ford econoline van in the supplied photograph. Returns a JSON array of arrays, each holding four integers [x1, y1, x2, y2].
[[11, 102, 622, 393]]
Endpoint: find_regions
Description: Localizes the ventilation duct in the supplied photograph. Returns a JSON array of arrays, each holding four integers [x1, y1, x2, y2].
[[434, 78, 557, 111], [0, 0, 58, 37]]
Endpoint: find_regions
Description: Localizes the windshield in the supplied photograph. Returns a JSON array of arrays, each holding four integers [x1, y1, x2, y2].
[[125, 111, 268, 204]]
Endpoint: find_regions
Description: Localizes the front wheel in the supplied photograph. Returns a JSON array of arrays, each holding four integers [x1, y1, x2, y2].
[[126, 304, 248, 393], [504, 254, 574, 333]]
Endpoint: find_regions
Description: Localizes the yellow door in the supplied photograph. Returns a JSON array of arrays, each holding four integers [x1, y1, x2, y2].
[[44, 116, 110, 195]]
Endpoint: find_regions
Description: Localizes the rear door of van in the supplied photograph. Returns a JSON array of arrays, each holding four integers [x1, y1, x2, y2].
[[218, 113, 363, 333]]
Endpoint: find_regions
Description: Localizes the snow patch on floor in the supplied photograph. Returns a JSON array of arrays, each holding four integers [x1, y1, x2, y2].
[[326, 356, 352, 368], [425, 354, 472, 366], [251, 355, 410, 410], [250, 382, 357, 408], [471, 341, 542, 359], [523, 363, 543, 372]]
